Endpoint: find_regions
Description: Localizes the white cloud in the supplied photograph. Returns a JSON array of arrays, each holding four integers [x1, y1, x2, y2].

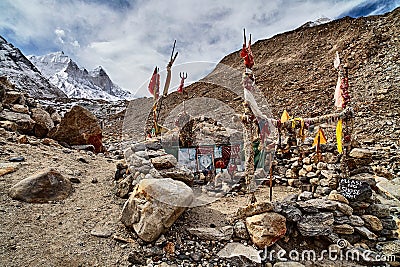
[[0, 0, 397, 98]]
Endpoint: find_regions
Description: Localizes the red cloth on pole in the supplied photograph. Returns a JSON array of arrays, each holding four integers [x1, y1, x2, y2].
[[148, 67, 160, 99]]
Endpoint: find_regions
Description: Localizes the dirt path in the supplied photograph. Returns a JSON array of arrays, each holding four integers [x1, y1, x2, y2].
[[0, 134, 300, 267]]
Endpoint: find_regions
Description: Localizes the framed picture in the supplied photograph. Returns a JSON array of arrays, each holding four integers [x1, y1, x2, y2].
[[178, 148, 197, 171], [197, 154, 214, 172]]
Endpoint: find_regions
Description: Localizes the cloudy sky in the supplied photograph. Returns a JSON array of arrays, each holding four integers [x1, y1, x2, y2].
[[0, 0, 399, 97]]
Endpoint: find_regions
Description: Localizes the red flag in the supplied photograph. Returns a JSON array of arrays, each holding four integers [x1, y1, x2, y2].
[[148, 66, 160, 99], [240, 42, 254, 69], [177, 77, 184, 93]]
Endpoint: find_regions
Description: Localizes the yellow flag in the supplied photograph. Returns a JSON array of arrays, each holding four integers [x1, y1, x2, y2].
[[336, 119, 343, 153], [312, 128, 327, 147], [281, 110, 290, 123]]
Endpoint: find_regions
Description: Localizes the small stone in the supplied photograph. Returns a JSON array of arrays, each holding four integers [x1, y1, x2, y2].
[[188, 226, 233, 241], [69, 177, 81, 184], [91, 177, 98, 184], [310, 178, 319, 186], [333, 224, 354, 235], [336, 202, 353, 216], [354, 226, 378, 240], [349, 215, 364, 226], [349, 148, 373, 159], [217, 242, 261, 263], [361, 215, 383, 232], [0, 163, 18, 177], [317, 162, 327, 170], [90, 228, 112, 238], [298, 168, 307, 176], [9, 156, 25, 162], [234, 220, 249, 240], [274, 261, 305, 267], [328, 191, 349, 204], [17, 135, 28, 144], [298, 191, 313, 201], [304, 165, 313, 172]]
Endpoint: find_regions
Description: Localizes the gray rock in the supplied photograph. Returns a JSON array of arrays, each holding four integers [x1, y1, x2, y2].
[[90, 228, 112, 238], [298, 191, 313, 201], [188, 226, 233, 241], [131, 143, 146, 152], [217, 242, 261, 263], [354, 226, 378, 240], [0, 110, 35, 134], [365, 204, 390, 218], [233, 220, 249, 239], [298, 212, 334, 236], [281, 205, 302, 222], [120, 178, 193, 242], [297, 199, 338, 212], [274, 262, 305, 267], [9, 169, 72, 203]]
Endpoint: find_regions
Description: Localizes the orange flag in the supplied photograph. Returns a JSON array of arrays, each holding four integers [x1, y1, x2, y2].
[[281, 110, 290, 123], [312, 128, 327, 147]]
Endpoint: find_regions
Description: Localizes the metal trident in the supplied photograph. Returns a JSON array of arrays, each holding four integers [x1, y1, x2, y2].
[[180, 72, 188, 80]]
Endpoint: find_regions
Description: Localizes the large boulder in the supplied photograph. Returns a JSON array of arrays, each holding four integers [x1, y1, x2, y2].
[[31, 107, 54, 138], [9, 169, 72, 203], [0, 110, 35, 133], [49, 105, 104, 153], [245, 212, 286, 248], [120, 178, 193, 242]]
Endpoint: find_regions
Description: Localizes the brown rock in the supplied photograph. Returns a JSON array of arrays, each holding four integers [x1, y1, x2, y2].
[[11, 104, 29, 114], [9, 169, 72, 203], [361, 215, 383, 232], [245, 212, 286, 248], [236, 201, 274, 219], [328, 191, 349, 204], [31, 108, 54, 138], [333, 224, 354, 234], [17, 135, 28, 144], [49, 105, 104, 153], [0, 120, 17, 132], [0, 163, 18, 177], [151, 154, 177, 170]]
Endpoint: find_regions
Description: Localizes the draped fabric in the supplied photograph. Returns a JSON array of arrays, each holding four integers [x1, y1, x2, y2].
[[336, 119, 343, 154], [148, 66, 160, 100]]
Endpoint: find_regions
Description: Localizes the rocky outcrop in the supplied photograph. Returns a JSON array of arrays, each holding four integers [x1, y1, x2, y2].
[[120, 178, 193, 242], [31, 108, 54, 138], [9, 169, 72, 203]]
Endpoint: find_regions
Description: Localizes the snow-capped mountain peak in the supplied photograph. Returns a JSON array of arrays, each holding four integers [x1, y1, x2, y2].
[[28, 52, 134, 101]]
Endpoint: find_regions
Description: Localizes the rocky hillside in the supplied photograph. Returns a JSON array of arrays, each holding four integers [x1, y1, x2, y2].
[[0, 36, 67, 99], [152, 7, 399, 147], [29, 52, 134, 101]]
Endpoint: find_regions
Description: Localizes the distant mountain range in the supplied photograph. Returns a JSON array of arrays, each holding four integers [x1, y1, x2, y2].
[[0, 35, 66, 98], [29, 51, 134, 100], [0, 35, 133, 100]]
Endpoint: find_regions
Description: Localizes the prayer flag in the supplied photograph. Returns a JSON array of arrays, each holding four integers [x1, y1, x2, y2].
[[336, 119, 343, 153], [281, 110, 290, 123], [312, 128, 327, 147]]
